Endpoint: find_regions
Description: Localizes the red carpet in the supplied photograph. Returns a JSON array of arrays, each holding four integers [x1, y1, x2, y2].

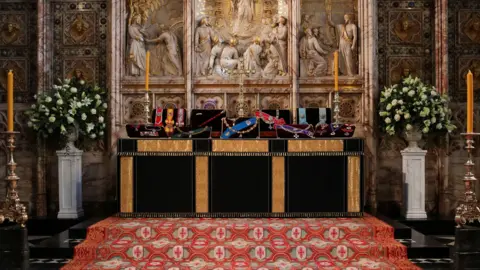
[[63, 215, 419, 269]]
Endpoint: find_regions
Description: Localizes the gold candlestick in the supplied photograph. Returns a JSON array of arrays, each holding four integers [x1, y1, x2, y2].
[[226, 58, 255, 119], [143, 92, 152, 125], [0, 131, 28, 227], [455, 133, 480, 227], [333, 91, 341, 125]]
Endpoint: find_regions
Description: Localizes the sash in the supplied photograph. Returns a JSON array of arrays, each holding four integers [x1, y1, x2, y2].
[[173, 126, 212, 138], [154, 108, 163, 127], [199, 110, 225, 127], [342, 25, 353, 44], [298, 108, 307, 125], [319, 108, 327, 124], [255, 110, 286, 128], [221, 117, 258, 139], [177, 108, 185, 127], [276, 124, 315, 138]]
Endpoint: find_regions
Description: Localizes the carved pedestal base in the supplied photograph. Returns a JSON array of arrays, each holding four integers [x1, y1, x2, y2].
[[57, 147, 84, 219], [401, 148, 428, 219]]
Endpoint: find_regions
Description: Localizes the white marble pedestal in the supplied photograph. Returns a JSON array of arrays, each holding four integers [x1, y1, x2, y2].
[[401, 147, 428, 219], [57, 146, 84, 219]]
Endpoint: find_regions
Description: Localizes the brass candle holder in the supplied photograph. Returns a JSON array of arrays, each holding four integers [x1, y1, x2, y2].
[[333, 91, 341, 125], [0, 131, 28, 227], [455, 133, 480, 227]]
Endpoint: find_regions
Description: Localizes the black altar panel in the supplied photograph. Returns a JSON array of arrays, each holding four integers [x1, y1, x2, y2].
[[209, 156, 271, 212], [135, 156, 195, 212], [285, 156, 346, 212]]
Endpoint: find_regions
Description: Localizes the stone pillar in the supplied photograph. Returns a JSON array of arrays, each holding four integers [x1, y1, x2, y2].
[[402, 149, 428, 219], [57, 148, 84, 219]]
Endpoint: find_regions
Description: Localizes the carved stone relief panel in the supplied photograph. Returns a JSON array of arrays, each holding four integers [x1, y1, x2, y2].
[[226, 93, 257, 117], [122, 94, 149, 124], [194, 0, 289, 80], [448, 1, 480, 101], [458, 11, 480, 44], [300, 0, 358, 77], [377, 1, 433, 89], [154, 94, 185, 109], [195, 94, 225, 109], [52, 1, 107, 87], [259, 94, 289, 109], [339, 93, 361, 123], [388, 11, 422, 44], [126, 0, 184, 78], [0, 2, 36, 103], [298, 94, 329, 108], [388, 56, 423, 86]]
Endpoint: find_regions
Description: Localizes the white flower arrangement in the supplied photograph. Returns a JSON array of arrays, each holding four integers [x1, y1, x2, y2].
[[379, 76, 456, 136], [25, 78, 108, 140]]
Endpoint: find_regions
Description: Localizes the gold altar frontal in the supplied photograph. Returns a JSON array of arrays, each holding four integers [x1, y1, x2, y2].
[[117, 139, 364, 216]]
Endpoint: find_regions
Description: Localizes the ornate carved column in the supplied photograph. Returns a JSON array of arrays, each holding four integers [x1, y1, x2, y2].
[[35, 0, 52, 217], [435, 0, 449, 93], [360, 0, 379, 212], [435, 0, 450, 217], [185, 0, 193, 122], [291, 0, 300, 122]]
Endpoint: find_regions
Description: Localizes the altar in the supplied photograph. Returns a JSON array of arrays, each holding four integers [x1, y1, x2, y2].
[[117, 138, 364, 216]]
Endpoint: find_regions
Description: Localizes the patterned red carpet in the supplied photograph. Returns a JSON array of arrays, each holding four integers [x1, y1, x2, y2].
[[63, 215, 419, 269]]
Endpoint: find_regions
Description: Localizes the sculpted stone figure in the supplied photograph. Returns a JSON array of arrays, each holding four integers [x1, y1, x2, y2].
[[220, 38, 240, 70], [263, 41, 284, 78], [300, 28, 328, 77], [327, 14, 358, 76], [147, 24, 183, 76], [243, 37, 263, 76], [272, 16, 288, 73], [128, 14, 147, 76], [208, 36, 225, 77], [233, 0, 255, 33], [195, 17, 215, 76]]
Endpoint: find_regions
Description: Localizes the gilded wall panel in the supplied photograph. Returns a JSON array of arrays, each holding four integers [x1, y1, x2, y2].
[[388, 56, 424, 86], [52, 1, 107, 87], [377, 1, 433, 89], [388, 10, 423, 45], [448, 2, 480, 101], [0, 2, 36, 103], [194, 95, 225, 109]]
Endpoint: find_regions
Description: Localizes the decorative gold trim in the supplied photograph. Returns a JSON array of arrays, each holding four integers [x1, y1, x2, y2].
[[288, 140, 344, 152], [120, 157, 134, 213], [116, 212, 364, 218], [137, 140, 193, 152], [272, 157, 285, 213], [117, 151, 363, 157], [348, 156, 361, 212], [195, 157, 209, 212], [212, 140, 269, 152]]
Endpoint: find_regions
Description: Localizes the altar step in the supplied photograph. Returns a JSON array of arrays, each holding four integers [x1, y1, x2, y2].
[[27, 216, 454, 269]]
